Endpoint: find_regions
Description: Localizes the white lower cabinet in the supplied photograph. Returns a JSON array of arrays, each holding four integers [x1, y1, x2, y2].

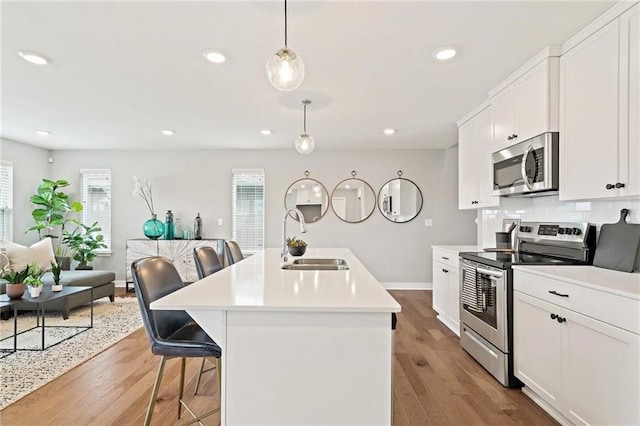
[[432, 247, 465, 336], [514, 269, 640, 425]]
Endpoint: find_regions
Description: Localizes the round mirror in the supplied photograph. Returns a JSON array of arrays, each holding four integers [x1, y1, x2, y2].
[[377, 176, 423, 223], [284, 178, 330, 223], [331, 174, 376, 223]]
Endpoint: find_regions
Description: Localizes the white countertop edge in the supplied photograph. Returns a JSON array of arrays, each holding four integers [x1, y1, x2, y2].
[[512, 265, 640, 300], [432, 245, 481, 254], [170, 305, 402, 313]]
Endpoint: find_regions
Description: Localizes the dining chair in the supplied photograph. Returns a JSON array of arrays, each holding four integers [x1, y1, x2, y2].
[[132, 256, 222, 426]]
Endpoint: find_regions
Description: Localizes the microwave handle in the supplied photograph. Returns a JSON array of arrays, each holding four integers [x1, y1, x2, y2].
[[521, 145, 535, 191]]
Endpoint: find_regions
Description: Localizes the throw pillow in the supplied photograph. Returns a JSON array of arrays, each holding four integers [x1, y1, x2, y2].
[[0, 238, 56, 272]]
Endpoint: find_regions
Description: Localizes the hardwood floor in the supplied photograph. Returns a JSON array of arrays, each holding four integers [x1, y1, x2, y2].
[[0, 289, 556, 425]]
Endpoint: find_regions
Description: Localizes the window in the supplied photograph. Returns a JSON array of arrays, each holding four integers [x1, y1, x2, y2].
[[0, 161, 13, 241], [80, 169, 112, 254], [232, 169, 264, 255]]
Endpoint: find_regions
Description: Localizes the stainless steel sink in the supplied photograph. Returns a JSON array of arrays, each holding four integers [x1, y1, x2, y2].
[[292, 258, 348, 266], [281, 263, 349, 271]]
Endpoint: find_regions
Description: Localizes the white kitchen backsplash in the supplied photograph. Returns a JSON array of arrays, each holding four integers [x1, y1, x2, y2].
[[477, 196, 640, 248]]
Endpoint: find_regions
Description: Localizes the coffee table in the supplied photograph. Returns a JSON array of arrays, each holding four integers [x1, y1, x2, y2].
[[0, 286, 93, 352]]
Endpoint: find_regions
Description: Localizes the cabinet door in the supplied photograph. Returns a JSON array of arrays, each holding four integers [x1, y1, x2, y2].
[[513, 291, 563, 412], [446, 268, 460, 335], [619, 4, 640, 198], [458, 119, 477, 209], [473, 107, 498, 208], [515, 60, 556, 142], [157, 240, 189, 281], [560, 19, 620, 200], [432, 262, 448, 316], [491, 87, 515, 150], [562, 309, 640, 426], [126, 240, 159, 282]]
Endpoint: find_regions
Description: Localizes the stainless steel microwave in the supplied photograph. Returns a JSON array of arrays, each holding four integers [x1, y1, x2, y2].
[[492, 132, 559, 197]]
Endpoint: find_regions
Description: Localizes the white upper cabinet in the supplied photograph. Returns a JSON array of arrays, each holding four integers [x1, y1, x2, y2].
[[490, 53, 560, 152], [560, 4, 640, 200], [458, 105, 500, 210]]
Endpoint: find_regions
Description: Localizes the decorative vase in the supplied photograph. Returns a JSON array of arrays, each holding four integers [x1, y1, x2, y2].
[[6, 283, 25, 299], [28, 286, 42, 298], [52, 284, 63, 292], [288, 246, 307, 257], [143, 214, 165, 239]]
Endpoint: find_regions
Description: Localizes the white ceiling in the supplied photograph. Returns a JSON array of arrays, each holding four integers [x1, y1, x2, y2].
[[1, 1, 614, 151]]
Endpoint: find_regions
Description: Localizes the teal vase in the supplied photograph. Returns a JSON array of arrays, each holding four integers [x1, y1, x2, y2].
[[143, 214, 165, 239]]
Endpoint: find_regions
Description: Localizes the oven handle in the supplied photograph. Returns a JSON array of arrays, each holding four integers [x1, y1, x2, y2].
[[476, 267, 503, 279]]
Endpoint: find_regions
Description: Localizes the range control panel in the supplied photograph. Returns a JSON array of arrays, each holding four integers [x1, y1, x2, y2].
[[518, 222, 593, 244]]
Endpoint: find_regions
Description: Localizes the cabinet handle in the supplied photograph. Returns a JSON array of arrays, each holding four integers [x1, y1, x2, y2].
[[442, 256, 450, 260], [442, 269, 449, 273], [557, 316, 567, 324], [507, 135, 513, 141], [550, 313, 557, 320], [616, 182, 625, 189], [549, 290, 569, 298], [512, 134, 518, 139], [606, 183, 615, 190]]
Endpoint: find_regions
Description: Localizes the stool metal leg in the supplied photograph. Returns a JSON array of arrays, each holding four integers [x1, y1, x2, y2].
[[194, 358, 206, 395], [178, 357, 186, 419], [144, 356, 167, 426]]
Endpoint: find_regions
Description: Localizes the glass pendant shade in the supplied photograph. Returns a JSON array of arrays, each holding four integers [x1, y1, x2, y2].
[[295, 132, 315, 154], [266, 47, 305, 91]]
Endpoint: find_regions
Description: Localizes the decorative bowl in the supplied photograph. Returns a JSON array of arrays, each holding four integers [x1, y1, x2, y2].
[[288, 246, 307, 257]]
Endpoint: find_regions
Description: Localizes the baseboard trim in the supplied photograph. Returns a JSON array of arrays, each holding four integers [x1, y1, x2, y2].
[[382, 282, 430, 290]]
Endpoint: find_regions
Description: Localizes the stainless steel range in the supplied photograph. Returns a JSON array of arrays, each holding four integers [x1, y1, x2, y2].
[[459, 222, 596, 387]]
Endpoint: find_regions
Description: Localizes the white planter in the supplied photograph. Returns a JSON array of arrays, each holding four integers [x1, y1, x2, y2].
[[28, 286, 42, 298], [52, 284, 63, 292]]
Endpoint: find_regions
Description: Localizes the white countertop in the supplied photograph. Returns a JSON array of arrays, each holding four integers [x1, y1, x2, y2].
[[432, 245, 481, 254], [151, 248, 401, 313], [513, 265, 640, 300]]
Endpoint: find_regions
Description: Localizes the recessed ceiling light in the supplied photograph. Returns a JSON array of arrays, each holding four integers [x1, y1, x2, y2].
[[18, 51, 51, 65], [260, 129, 272, 135], [433, 46, 457, 61], [203, 49, 226, 63], [35, 129, 51, 136], [383, 128, 395, 135], [160, 129, 175, 136]]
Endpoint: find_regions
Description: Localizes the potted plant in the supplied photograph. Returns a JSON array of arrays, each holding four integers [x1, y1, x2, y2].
[[63, 221, 107, 270], [24, 262, 45, 297], [286, 236, 307, 257], [2, 265, 30, 299], [51, 261, 63, 291], [26, 179, 83, 270]]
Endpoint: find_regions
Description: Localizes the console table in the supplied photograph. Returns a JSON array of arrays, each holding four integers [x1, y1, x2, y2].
[[125, 239, 225, 292]]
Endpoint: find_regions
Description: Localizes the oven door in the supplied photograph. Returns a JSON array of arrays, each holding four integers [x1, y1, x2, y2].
[[459, 260, 508, 352]]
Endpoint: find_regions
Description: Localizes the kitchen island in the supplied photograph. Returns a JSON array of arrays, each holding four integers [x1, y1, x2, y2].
[[151, 248, 401, 425]]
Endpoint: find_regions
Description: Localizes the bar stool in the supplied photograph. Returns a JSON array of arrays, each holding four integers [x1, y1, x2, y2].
[[132, 256, 222, 426], [225, 240, 244, 265]]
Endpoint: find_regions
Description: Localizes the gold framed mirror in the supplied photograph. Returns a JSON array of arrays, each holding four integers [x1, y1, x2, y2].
[[331, 171, 376, 223], [377, 171, 423, 223], [284, 171, 330, 223]]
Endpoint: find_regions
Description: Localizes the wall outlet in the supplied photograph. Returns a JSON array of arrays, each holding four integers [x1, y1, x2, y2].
[[424, 219, 433, 227], [217, 218, 223, 226]]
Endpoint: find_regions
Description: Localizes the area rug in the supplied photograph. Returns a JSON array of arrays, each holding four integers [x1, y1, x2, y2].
[[0, 297, 142, 410]]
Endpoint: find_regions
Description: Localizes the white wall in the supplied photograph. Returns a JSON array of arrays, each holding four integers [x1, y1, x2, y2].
[[49, 146, 477, 285], [1, 138, 51, 245]]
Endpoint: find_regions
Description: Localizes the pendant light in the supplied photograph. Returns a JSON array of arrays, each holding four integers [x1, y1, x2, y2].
[[266, 0, 305, 91], [295, 100, 315, 154]]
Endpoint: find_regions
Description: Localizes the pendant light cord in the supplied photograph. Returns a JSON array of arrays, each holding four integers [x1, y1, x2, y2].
[[284, 0, 288, 47], [303, 102, 307, 133]]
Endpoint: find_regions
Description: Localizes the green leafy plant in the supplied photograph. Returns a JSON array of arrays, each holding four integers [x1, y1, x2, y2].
[[1, 265, 30, 284], [62, 221, 107, 269], [26, 179, 83, 256], [51, 261, 62, 285], [24, 275, 43, 287], [286, 237, 307, 248]]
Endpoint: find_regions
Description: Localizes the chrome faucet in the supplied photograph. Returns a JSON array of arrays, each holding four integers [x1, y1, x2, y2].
[[282, 208, 307, 263]]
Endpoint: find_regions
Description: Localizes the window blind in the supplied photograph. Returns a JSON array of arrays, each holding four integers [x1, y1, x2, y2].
[[80, 169, 112, 254], [232, 169, 265, 254], [0, 161, 14, 241]]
